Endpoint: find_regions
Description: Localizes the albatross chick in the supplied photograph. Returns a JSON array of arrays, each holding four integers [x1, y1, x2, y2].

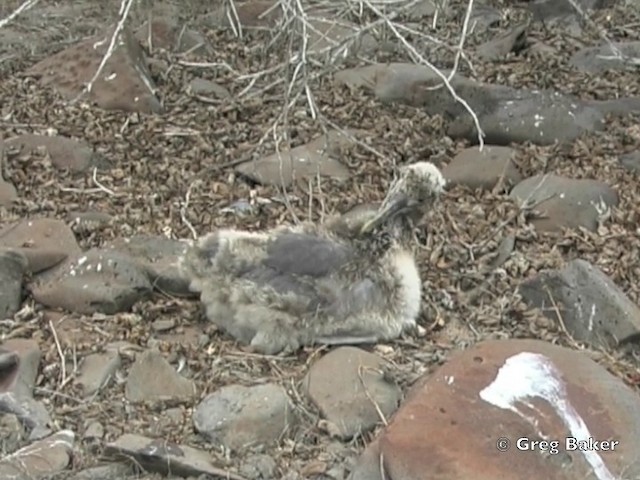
[[180, 161, 446, 354]]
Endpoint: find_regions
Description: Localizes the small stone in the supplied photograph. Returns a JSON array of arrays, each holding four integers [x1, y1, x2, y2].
[[194, 383, 296, 451], [235, 130, 356, 187], [0, 250, 27, 319], [105, 433, 239, 477], [443, 145, 522, 190], [188, 78, 231, 98], [69, 463, 133, 480], [240, 454, 278, 480], [0, 414, 26, 453], [125, 349, 196, 403], [0, 430, 74, 479], [84, 421, 104, 441], [152, 318, 177, 332], [303, 347, 401, 439], [76, 351, 121, 396]]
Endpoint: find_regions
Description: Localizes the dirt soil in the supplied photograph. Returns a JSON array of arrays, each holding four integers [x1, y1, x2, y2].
[[1, 0, 640, 478]]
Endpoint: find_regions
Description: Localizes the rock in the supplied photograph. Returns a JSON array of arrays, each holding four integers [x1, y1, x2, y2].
[[0, 349, 20, 393], [4, 134, 98, 173], [202, 0, 283, 28], [619, 151, 640, 173], [443, 145, 522, 190], [0, 178, 17, 206], [67, 211, 114, 232], [194, 383, 296, 450], [31, 248, 153, 315], [349, 339, 640, 480], [76, 350, 121, 396], [0, 414, 26, 454], [334, 63, 619, 146], [0, 218, 80, 273], [0, 138, 17, 206], [529, 0, 615, 25], [235, 130, 356, 187], [69, 463, 133, 480], [401, 0, 438, 20], [302, 18, 377, 59], [570, 41, 640, 74], [303, 347, 401, 439], [188, 78, 231, 98], [106, 235, 193, 296], [135, 17, 210, 55], [519, 259, 640, 350], [239, 454, 278, 480], [509, 174, 618, 232], [26, 26, 162, 114], [125, 349, 195, 403], [475, 24, 528, 61], [0, 341, 52, 440], [0, 250, 27, 319], [104, 433, 242, 478], [83, 421, 104, 441], [0, 430, 74, 479], [2, 339, 41, 398], [149, 407, 184, 436], [469, 3, 502, 31]]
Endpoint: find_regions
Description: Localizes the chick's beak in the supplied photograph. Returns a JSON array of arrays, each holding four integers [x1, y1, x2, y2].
[[360, 192, 410, 234]]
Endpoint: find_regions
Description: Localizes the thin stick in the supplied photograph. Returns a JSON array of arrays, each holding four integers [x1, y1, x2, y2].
[[49, 320, 67, 388], [0, 0, 39, 29]]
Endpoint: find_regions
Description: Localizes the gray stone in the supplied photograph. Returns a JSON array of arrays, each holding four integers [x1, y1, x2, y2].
[[76, 351, 121, 396], [570, 41, 640, 74], [125, 349, 195, 403], [0, 250, 27, 319], [235, 130, 356, 187], [0, 430, 74, 479], [443, 145, 522, 190], [106, 235, 193, 297], [303, 347, 401, 439], [69, 463, 134, 480], [509, 174, 618, 232], [31, 248, 152, 315], [188, 78, 231, 98], [4, 134, 98, 172], [239, 454, 277, 480], [104, 433, 242, 478], [335, 63, 611, 146], [619, 151, 640, 173], [194, 383, 296, 451], [519, 259, 640, 350]]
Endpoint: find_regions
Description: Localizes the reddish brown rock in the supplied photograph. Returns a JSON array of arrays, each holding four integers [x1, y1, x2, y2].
[[26, 26, 162, 114], [349, 339, 640, 480]]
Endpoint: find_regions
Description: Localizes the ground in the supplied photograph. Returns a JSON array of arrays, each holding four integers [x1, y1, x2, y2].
[[1, 0, 640, 478]]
